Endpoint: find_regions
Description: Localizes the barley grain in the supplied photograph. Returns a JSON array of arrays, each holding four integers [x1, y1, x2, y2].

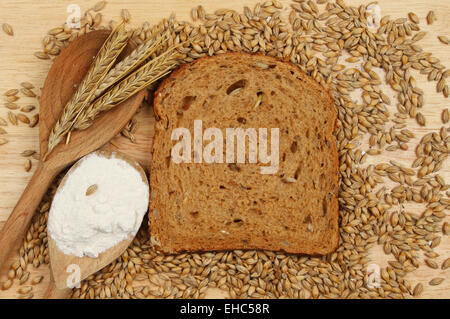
[[24, 160, 32, 172], [440, 258, 450, 270], [412, 283, 423, 297], [86, 184, 98, 196], [20, 82, 34, 90], [429, 278, 444, 286], [17, 114, 30, 124], [5, 102, 19, 110], [442, 109, 449, 123], [29, 114, 39, 128], [20, 88, 36, 98], [18, 286, 32, 294], [443, 222, 449, 235], [93, 1, 107, 12], [4, 89, 19, 96], [34, 52, 50, 60], [20, 105, 36, 113], [7, 95, 19, 103], [426, 11, 436, 25], [8, 111, 17, 125], [408, 12, 419, 24], [416, 113, 425, 126], [21, 150, 36, 157], [438, 36, 449, 45], [2, 23, 13, 36], [424, 259, 438, 269], [1, 280, 13, 290]]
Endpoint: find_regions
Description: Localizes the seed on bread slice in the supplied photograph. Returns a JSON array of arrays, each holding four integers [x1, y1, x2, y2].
[[150, 52, 339, 255]]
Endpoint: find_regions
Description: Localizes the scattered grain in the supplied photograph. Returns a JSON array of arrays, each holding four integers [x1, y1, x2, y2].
[[30, 276, 43, 285], [429, 278, 444, 286], [86, 184, 98, 196], [21, 150, 35, 157], [20, 82, 34, 90], [34, 52, 50, 60], [438, 36, 449, 45], [424, 259, 438, 269], [443, 222, 449, 235], [408, 12, 419, 24], [4, 89, 19, 96], [2, 23, 13, 36], [93, 1, 107, 12], [1, 280, 13, 290], [426, 11, 436, 25], [24, 159, 32, 172], [7, 111, 17, 125], [441, 258, 450, 270], [20, 88, 36, 98], [17, 113, 30, 124], [20, 105, 36, 113], [5, 102, 19, 110], [416, 113, 425, 126], [412, 283, 423, 297], [29, 114, 39, 128], [18, 286, 32, 294], [442, 109, 449, 124], [7, 95, 19, 103]]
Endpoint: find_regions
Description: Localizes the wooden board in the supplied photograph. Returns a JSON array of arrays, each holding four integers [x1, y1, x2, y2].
[[0, 0, 449, 298]]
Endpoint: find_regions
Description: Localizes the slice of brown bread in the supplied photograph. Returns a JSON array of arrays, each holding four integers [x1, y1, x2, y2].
[[149, 52, 339, 255]]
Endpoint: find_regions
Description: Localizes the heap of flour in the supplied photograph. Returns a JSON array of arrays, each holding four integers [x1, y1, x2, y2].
[[48, 152, 149, 258]]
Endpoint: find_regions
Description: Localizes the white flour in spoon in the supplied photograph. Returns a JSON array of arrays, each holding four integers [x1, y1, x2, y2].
[[48, 152, 149, 258]]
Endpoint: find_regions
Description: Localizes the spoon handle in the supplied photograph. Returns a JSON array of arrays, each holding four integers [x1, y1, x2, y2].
[[0, 162, 59, 271]]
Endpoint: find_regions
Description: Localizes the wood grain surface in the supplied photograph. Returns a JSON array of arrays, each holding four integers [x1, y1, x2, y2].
[[0, 0, 449, 299]]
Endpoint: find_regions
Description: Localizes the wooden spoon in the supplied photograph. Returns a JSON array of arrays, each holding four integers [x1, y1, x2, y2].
[[44, 150, 149, 298], [0, 30, 146, 272]]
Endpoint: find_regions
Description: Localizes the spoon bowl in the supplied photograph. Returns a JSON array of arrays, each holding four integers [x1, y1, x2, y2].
[[47, 150, 148, 293]]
